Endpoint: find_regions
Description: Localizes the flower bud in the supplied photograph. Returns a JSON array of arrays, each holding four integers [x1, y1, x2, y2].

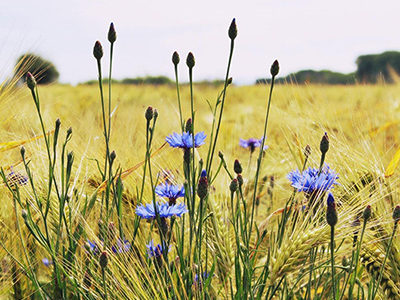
[[108, 22, 117, 43], [234, 159, 242, 174], [320, 132, 329, 155], [66, 127, 72, 139], [93, 41, 103, 60], [21, 209, 28, 219], [99, 251, 108, 269], [237, 174, 244, 187], [228, 18, 237, 40], [326, 193, 338, 227], [145, 106, 154, 121], [110, 150, 116, 164], [363, 205, 371, 222], [342, 256, 349, 267], [227, 77, 233, 85], [197, 170, 208, 199], [229, 178, 238, 193], [270, 60, 279, 77], [185, 118, 192, 134], [393, 205, 400, 224], [26, 72, 36, 90], [304, 145, 311, 159], [172, 51, 180, 66], [186, 52, 195, 69], [153, 109, 158, 121], [20, 146, 25, 158]]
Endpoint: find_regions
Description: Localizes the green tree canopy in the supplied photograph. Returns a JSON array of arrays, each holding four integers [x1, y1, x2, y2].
[[15, 53, 59, 84]]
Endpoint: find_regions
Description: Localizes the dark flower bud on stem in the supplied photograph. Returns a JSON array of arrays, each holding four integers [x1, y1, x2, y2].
[[270, 60, 279, 77], [108, 22, 117, 43], [26, 72, 36, 91], [93, 41, 103, 60], [393, 205, 400, 224], [197, 170, 208, 199], [227, 77, 233, 85], [237, 174, 243, 187], [326, 193, 338, 227], [218, 151, 224, 160], [99, 251, 108, 269], [363, 205, 372, 222], [228, 18, 237, 40], [153, 109, 158, 121], [20, 146, 25, 158], [110, 151, 116, 164], [21, 209, 28, 219], [320, 132, 329, 155], [172, 51, 180, 66], [185, 118, 192, 134], [234, 159, 242, 174], [145, 106, 153, 121], [304, 145, 311, 159], [229, 178, 238, 193], [66, 127, 72, 139], [186, 52, 195, 69]]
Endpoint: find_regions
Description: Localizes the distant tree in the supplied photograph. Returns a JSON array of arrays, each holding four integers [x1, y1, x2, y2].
[[14, 53, 59, 84], [255, 70, 355, 85], [356, 51, 400, 83]]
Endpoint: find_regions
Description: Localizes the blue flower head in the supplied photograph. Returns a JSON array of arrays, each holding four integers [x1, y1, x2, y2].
[[136, 202, 188, 219], [194, 272, 212, 286], [166, 131, 206, 149], [146, 240, 171, 258], [155, 182, 185, 203], [86, 239, 101, 255], [239, 137, 268, 153], [200, 170, 207, 178], [287, 165, 338, 194], [327, 192, 335, 207], [7, 167, 28, 187], [42, 258, 52, 267], [112, 239, 131, 254]]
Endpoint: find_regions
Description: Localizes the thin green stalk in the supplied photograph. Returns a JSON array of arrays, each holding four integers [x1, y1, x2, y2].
[[330, 225, 336, 300], [248, 71, 277, 247], [372, 222, 398, 299]]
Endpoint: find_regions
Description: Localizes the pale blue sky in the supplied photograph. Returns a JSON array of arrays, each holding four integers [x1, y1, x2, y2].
[[1, 0, 399, 84]]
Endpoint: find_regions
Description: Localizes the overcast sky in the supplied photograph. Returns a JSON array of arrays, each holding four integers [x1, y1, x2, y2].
[[1, 0, 399, 85]]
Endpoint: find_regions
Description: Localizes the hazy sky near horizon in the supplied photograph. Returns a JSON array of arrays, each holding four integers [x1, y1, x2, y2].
[[1, 0, 399, 84]]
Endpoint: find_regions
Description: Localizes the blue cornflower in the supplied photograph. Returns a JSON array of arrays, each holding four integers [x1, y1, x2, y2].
[[287, 165, 338, 194], [135, 201, 188, 219], [239, 137, 268, 153], [166, 131, 206, 149], [155, 182, 185, 205], [146, 240, 171, 258], [42, 258, 52, 267], [112, 239, 131, 254], [86, 239, 101, 255], [194, 272, 212, 286]]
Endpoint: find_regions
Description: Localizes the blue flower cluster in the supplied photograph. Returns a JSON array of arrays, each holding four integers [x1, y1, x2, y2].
[[136, 201, 188, 219], [166, 131, 206, 149], [239, 137, 268, 152], [111, 239, 131, 254], [155, 182, 185, 201], [287, 165, 338, 194], [146, 240, 170, 258]]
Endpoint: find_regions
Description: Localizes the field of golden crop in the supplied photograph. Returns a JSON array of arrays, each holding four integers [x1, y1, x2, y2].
[[1, 80, 400, 299]]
